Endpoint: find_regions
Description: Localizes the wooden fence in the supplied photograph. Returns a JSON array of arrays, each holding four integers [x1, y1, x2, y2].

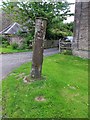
[[59, 40, 72, 52]]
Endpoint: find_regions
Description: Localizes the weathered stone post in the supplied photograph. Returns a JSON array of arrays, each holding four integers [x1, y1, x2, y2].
[[72, 1, 90, 58], [30, 17, 47, 79]]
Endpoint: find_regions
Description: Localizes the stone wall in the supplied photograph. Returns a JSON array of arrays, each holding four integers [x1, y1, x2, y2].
[[10, 37, 58, 49], [72, 2, 90, 58], [10, 36, 24, 46], [44, 40, 59, 48]]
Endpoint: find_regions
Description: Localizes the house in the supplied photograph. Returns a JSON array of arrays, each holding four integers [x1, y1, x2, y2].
[[0, 22, 26, 45], [0, 22, 23, 35]]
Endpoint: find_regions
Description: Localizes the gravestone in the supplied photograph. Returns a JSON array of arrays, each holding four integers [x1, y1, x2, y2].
[[72, 1, 90, 58]]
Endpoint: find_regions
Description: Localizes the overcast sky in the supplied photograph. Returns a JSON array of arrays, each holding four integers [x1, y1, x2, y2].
[[0, 0, 75, 22]]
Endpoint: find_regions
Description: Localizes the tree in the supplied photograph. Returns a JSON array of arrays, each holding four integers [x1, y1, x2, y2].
[[1, 1, 74, 79], [2, 1, 73, 39]]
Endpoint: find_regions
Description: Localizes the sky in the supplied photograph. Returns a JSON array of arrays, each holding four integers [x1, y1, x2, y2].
[[64, 0, 75, 23], [64, 2, 75, 23], [0, 0, 75, 23]]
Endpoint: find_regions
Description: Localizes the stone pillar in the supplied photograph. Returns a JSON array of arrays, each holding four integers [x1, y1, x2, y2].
[[72, 1, 90, 58], [30, 17, 47, 79]]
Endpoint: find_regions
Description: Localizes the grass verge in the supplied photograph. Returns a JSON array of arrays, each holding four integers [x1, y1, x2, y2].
[[2, 54, 88, 118], [0, 46, 32, 54]]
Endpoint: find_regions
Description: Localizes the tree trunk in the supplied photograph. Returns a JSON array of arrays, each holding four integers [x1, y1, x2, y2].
[[30, 17, 47, 79]]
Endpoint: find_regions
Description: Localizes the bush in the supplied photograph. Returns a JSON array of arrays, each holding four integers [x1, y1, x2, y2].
[[11, 43, 19, 50], [0, 36, 9, 47], [18, 43, 26, 50], [25, 34, 33, 45], [61, 50, 72, 55], [2, 44, 8, 48], [15, 33, 33, 50], [22, 34, 33, 49]]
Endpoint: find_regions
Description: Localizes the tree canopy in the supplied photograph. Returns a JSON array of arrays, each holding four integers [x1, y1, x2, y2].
[[2, 0, 74, 39]]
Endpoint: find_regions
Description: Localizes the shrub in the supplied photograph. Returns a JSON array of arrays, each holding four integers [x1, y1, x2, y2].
[[61, 50, 72, 55], [11, 43, 19, 50], [0, 36, 9, 47], [16, 33, 33, 50], [2, 44, 8, 48], [22, 34, 33, 49], [25, 34, 33, 45], [18, 43, 26, 50]]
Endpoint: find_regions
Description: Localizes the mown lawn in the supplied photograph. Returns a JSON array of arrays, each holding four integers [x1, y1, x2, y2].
[[2, 54, 88, 118], [0, 46, 31, 54]]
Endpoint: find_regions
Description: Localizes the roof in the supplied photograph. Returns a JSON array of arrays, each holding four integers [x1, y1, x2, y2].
[[0, 22, 23, 35]]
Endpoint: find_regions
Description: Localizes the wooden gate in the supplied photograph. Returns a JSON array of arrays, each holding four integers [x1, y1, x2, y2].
[[59, 39, 72, 52]]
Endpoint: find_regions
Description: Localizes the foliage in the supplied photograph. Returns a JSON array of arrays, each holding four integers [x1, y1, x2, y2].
[[2, 1, 74, 39], [10, 32, 33, 50], [0, 33, 33, 52], [65, 22, 74, 33], [2, 54, 88, 118], [61, 50, 72, 55], [17, 43, 26, 50], [15, 31, 33, 49], [16, 31, 27, 37], [17, 34, 33, 50], [11, 42, 19, 50], [63, 22, 74, 36], [0, 36, 9, 48], [24, 33, 33, 48]]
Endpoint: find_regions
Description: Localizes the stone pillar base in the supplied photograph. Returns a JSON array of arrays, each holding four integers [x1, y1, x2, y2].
[[72, 50, 90, 59]]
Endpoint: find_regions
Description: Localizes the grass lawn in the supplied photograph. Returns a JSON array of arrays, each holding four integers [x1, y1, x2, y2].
[[0, 46, 32, 54], [2, 54, 88, 118]]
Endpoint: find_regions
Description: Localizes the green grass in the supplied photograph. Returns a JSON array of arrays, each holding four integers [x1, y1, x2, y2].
[[2, 54, 88, 118], [0, 46, 32, 53]]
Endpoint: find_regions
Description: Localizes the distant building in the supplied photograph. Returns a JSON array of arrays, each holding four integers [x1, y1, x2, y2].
[[0, 22, 26, 46], [0, 22, 23, 35]]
